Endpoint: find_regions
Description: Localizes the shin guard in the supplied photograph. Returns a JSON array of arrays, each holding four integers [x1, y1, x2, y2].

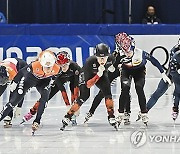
[[67, 102, 80, 115], [30, 101, 40, 115], [105, 98, 114, 117]]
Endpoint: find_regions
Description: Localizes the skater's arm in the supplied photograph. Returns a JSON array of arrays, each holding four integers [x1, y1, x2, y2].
[[143, 51, 164, 73], [86, 65, 105, 88], [13, 65, 29, 83]]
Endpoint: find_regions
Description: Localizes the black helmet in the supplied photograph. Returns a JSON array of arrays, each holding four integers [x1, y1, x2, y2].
[[94, 43, 110, 57], [0, 65, 9, 85]]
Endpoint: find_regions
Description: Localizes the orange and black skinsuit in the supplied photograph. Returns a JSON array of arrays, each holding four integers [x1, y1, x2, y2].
[[64, 55, 116, 121], [29, 61, 81, 116], [0, 58, 27, 119], [0, 53, 60, 123]]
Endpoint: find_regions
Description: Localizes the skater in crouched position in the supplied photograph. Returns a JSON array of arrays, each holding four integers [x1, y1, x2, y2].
[[115, 32, 171, 125], [0, 50, 60, 132], [22, 51, 81, 126], [169, 51, 180, 121], [61, 43, 119, 130], [0, 58, 27, 127], [146, 42, 180, 111], [84, 50, 131, 125]]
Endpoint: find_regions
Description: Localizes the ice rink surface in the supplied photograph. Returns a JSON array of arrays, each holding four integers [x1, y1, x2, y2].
[[0, 78, 180, 154]]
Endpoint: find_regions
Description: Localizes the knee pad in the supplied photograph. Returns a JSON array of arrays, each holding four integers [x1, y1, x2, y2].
[[121, 80, 130, 93], [122, 79, 131, 87], [105, 98, 114, 116]]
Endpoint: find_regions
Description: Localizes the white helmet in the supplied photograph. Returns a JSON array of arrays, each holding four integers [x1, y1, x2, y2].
[[39, 50, 56, 67]]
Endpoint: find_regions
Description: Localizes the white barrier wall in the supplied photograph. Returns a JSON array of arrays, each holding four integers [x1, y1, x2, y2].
[[133, 35, 179, 77]]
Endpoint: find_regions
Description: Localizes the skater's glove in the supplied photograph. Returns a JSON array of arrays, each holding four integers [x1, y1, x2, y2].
[[10, 81, 17, 92], [86, 65, 105, 88], [108, 65, 115, 73], [14, 107, 21, 118], [97, 65, 105, 77], [161, 72, 172, 85]]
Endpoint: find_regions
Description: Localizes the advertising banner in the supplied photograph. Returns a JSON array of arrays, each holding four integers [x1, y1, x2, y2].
[[0, 34, 179, 77]]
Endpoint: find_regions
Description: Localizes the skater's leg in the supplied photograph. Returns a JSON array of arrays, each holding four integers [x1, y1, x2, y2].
[[118, 70, 131, 113], [67, 84, 90, 116], [134, 68, 148, 124], [147, 79, 170, 111], [23, 82, 59, 122], [33, 80, 51, 124], [0, 77, 33, 121], [89, 90, 104, 114], [171, 72, 180, 120], [134, 76, 147, 113], [96, 75, 118, 130], [0, 84, 7, 96], [85, 69, 120, 122]]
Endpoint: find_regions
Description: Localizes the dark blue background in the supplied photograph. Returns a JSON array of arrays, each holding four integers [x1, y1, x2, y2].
[[0, 0, 180, 24]]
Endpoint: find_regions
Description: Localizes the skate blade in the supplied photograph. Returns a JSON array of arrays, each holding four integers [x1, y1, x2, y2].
[[32, 127, 37, 136], [124, 122, 130, 125], [4, 124, 12, 128], [136, 116, 141, 121], [60, 123, 67, 131], [116, 121, 121, 127], [72, 122, 77, 126], [84, 120, 88, 124], [84, 118, 89, 124], [20, 119, 26, 125], [144, 122, 148, 127], [114, 124, 119, 131], [60, 126, 65, 131]]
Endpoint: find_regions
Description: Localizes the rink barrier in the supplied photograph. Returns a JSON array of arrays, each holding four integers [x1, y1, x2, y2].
[[1, 24, 180, 35], [0, 24, 180, 66]]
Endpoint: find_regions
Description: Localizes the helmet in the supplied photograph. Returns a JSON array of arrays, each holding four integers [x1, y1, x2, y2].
[[56, 51, 71, 65], [115, 32, 128, 47], [39, 50, 56, 67], [94, 43, 110, 57], [0, 65, 9, 85], [120, 36, 135, 53]]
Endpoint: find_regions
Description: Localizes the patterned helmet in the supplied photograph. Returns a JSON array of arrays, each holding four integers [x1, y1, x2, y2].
[[115, 32, 128, 48], [56, 51, 71, 65]]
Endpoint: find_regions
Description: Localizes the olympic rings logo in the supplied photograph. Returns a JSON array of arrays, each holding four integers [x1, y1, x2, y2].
[[150, 46, 169, 70]]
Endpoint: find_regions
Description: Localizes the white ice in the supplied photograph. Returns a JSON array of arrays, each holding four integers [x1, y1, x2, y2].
[[0, 77, 179, 154]]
